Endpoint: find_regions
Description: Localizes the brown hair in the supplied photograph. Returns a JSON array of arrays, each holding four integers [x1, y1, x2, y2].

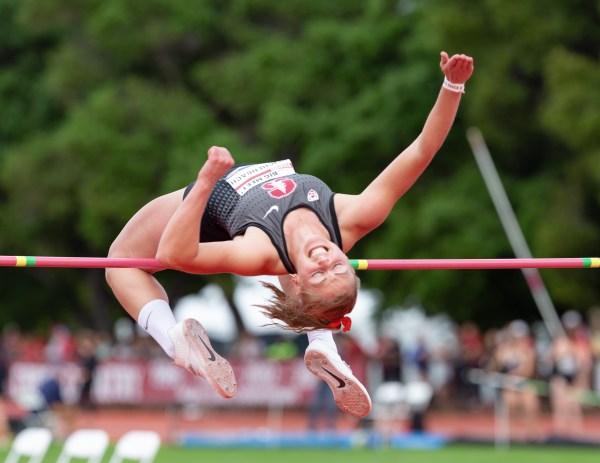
[[256, 277, 359, 333]]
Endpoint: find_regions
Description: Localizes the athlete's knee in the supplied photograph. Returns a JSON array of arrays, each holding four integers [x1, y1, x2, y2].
[[105, 264, 118, 289], [105, 242, 123, 287]]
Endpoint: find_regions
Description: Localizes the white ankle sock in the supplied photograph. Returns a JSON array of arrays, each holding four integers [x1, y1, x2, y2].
[[307, 329, 338, 353], [137, 299, 177, 359]]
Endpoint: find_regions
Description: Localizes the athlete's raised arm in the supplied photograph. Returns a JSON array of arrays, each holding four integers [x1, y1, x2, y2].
[[337, 51, 474, 245], [156, 146, 234, 269]]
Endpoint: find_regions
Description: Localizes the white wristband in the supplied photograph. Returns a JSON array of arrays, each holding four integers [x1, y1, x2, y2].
[[443, 77, 465, 94]]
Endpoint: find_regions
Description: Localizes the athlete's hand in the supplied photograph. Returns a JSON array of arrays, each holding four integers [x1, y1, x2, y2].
[[198, 146, 235, 184], [440, 51, 474, 84]]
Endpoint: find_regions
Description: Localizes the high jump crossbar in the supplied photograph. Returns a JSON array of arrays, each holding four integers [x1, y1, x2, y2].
[[0, 255, 599, 270], [349, 258, 600, 270]]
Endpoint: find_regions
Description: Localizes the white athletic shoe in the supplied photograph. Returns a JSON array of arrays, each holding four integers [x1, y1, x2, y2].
[[168, 318, 237, 399], [304, 339, 372, 418]]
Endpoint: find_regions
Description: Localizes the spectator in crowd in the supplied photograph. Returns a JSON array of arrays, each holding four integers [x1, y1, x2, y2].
[[401, 335, 434, 432], [588, 307, 600, 393], [453, 321, 485, 407], [562, 311, 593, 392], [0, 333, 10, 445], [45, 324, 75, 364], [76, 333, 98, 410], [548, 315, 585, 438], [411, 334, 430, 382], [28, 373, 76, 440], [375, 335, 403, 383], [489, 320, 541, 442]]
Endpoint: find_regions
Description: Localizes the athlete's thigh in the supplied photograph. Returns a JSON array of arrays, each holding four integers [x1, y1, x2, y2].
[[109, 188, 186, 258]]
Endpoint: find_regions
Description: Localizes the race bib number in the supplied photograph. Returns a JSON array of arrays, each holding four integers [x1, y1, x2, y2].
[[226, 160, 295, 196]]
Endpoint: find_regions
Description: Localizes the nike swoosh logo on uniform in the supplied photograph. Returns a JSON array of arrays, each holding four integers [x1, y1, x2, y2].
[[263, 205, 279, 219], [196, 334, 216, 361], [323, 367, 346, 388]]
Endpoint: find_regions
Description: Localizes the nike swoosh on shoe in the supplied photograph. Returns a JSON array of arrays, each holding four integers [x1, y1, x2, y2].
[[323, 367, 346, 388], [196, 334, 216, 361]]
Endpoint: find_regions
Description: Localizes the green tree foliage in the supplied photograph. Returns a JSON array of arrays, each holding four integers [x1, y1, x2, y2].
[[415, 0, 600, 325], [0, 0, 58, 148], [0, 0, 598, 332]]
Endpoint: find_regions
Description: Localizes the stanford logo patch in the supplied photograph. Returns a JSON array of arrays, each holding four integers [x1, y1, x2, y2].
[[261, 178, 297, 198], [307, 189, 319, 202]]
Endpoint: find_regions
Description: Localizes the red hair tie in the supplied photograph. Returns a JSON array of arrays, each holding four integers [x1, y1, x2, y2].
[[327, 316, 352, 332]]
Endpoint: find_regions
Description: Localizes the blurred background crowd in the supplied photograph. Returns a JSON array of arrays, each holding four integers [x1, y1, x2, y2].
[[0, 304, 599, 444]]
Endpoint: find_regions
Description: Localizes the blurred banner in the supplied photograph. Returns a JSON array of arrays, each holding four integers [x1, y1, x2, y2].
[[8, 359, 324, 408]]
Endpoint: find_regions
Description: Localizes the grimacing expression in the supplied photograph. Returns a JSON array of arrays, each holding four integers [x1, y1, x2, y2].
[[295, 240, 356, 298]]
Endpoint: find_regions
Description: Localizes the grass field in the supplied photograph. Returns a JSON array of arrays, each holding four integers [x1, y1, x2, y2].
[[2, 444, 599, 463]]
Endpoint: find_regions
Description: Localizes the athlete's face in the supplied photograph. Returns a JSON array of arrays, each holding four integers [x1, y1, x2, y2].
[[293, 237, 356, 297]]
